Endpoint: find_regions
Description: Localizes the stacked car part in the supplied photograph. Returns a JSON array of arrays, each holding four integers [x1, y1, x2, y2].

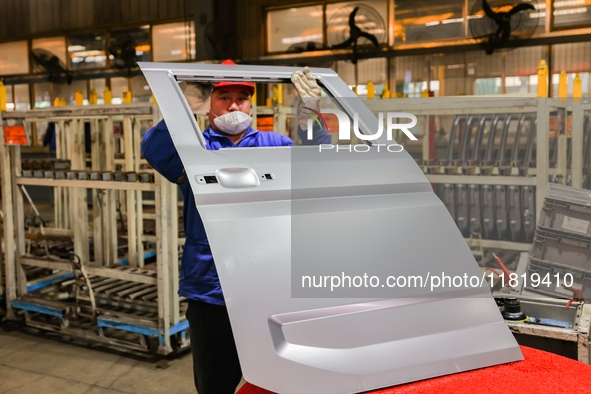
[[434, 112, 541, 243], [525, 183, 591, 300], [365, 98, 590, 253]]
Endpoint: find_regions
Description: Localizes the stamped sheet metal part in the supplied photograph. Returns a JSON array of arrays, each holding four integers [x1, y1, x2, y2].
[[139, 62, 522, 394]]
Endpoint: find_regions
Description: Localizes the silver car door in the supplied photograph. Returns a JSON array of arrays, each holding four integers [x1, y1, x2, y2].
[[140, 62, 522, 394]]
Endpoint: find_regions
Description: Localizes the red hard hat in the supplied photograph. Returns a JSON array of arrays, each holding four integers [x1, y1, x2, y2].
[[214, 59, 255, 95]]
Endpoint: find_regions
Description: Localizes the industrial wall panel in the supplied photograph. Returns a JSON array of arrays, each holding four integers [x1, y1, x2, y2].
[[446, 77, 469, 96], [336, 61, 354, 85], [336, 59, 387, 86], [51, 0, 60, 32], [361, 58, 387, 84], [0, 1, 6, 37], [59, 0, 72, 30], [395, 55, 429, 82], [17, 0, 30, 37], [29, 0, 39, 33], [506, 46, 543, 76], [127, 0, 136, 23], [138, 0, 147, 23], [553, 42, 591, 73], [3, 0, 29, 39], [102, 0, 125, 25], [157, 0, 169, 21], [37, 0, 58, 33], [69, 0, 80, 29], [465, 50, 502, 78], [0, 0, 192, 39], [146, 0, 158, 21], [74, 0, 89, 29], [241, 1, 263, 59], [166, 0, 180, 20], [121, 0, 132, 25]]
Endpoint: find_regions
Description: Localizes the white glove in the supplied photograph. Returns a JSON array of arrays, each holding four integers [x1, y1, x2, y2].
[[291, 66, 321, 98], [292, 67, 321, 130]]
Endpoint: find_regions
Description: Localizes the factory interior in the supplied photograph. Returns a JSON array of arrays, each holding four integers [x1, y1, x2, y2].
[[2, 0, 591, 393]]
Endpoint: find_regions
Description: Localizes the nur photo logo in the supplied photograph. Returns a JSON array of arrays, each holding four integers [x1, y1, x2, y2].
[[303, 107, 418, 152]]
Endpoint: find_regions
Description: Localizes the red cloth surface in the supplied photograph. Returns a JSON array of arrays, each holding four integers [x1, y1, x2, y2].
[[237, 346, 591, 394]]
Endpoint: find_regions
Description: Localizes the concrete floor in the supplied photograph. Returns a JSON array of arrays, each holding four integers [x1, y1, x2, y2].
[[0, 318, 244, 394]]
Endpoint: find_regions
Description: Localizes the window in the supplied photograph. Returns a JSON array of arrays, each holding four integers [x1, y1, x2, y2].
[[31, 37, 67, 73], [326, 1, 388, 47], [267, 6, 324, 53], [475, 77, 536, 95], [468, 0, 544, 35], [109, 27, 151, 69], [68, 32, 107, 70], [396, 0, 464, 43], [475, 78, 502, 95], [266, 2, 388, 53], [0, 41, 29, 76], [152, 22, 195, 62], [549, 0, 591, 29]]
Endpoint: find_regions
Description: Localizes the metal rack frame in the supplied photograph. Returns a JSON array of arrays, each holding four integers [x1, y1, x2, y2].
[[366, 97, 589, 252], [1, 104, 185, 354]]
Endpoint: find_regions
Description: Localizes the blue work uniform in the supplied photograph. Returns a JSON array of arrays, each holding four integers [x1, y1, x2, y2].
[[141, 119, 330, 305]]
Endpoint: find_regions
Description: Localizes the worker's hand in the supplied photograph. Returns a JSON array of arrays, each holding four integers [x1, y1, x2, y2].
[[291, 67, 321, 98], [292, 67, 321, 130]]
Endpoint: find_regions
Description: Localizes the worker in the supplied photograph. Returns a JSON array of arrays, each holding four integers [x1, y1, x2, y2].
[[141, 60, 329, 394]]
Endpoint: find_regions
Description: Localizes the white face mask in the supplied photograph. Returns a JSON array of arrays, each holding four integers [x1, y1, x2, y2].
[[212, 110, 252, 135]]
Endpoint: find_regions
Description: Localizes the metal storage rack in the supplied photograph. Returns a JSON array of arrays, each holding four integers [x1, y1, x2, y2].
[[1, 104, 186, 354], [367, 97, 589, 253], [525, 183, 591, 299]]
